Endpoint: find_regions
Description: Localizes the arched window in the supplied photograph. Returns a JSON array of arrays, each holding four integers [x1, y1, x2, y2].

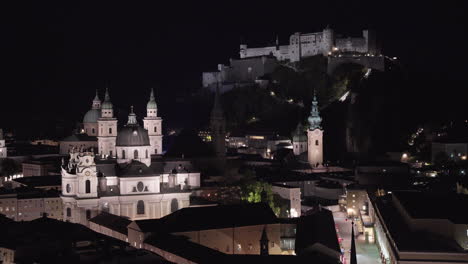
[[171, 198, 179, 213], [145, 149, 148, 158], [109, 128, 112, 134], [154, 126, 157, 133], [66, 208, 71, 217], [85, 180, 91, 194], [134, 149, 139, 159], [86, 209, 91, 220], [315, 140, 319, 146], [122, 149, 126, 159], [137, 200, 145, 215], [66, 184, 71, 193], [155, 149, 158, 154], [92, 128, 95, 134]]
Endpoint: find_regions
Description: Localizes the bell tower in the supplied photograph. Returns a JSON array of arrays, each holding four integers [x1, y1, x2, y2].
[[143, 88, 163, 155], [97, 87, 117, 158], [76, 150, 98, 198], [307, 92, 323, 168]]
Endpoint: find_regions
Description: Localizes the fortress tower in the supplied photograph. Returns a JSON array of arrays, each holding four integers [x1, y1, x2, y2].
[[307, 93, 323, 167], [143, 88, 163, 155], [322, 26, 335, 55], [0, 129, 7, 158], [97, 88, 117, 158]]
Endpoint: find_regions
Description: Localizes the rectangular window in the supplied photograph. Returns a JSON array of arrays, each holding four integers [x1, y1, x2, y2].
[[109, 128, 112, 134]]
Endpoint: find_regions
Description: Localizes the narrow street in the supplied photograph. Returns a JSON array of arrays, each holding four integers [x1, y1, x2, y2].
[[331, 210, 380, 264]]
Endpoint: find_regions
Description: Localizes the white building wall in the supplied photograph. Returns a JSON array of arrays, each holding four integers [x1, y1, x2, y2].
[[0, 139, 7, 158], [308, 129, 323, 167]]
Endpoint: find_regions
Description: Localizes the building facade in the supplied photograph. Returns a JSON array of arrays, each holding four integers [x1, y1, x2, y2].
[[240, 27, 379, 63], [61, 90, 200, 226]]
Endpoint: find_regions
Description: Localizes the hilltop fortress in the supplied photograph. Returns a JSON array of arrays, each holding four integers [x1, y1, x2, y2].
[[240, 27, 379, 61], [203, 27, 384, 92]]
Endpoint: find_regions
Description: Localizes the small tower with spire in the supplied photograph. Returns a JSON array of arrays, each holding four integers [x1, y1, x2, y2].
[[83, 90, 102, 137], [210, 86, 226, 158], [0, 129, 7, 158], [292, 123, 308, 156], [307, 91, 324, 168], [97, 87, 118, 158], [92, 89, 101, 110], [260, 225, 269, 256], [350, 221, 357, 264], [143, 88, 163, 155]]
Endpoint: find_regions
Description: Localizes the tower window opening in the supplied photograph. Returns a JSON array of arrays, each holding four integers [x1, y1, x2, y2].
[[315, 140, 319, 146], [134, 149, 139, 159]]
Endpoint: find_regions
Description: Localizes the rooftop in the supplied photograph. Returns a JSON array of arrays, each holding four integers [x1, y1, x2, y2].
[[374, 194, 464, 252], [393, 191, 468, 224], [89, 212, 132, 235], [134, 203, 278, 233]]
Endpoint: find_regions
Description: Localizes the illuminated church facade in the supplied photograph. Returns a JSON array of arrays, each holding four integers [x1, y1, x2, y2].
[[61, 89, 200, 226]]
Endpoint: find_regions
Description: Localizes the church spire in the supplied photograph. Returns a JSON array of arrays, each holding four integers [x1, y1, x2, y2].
[[146, 88, 158, 118], [127, 106, 137, 125], [260, 225, 269, 256], [308, 91, 322, 130], [350, 222, 357, 264], [92, 89, 101, 109]]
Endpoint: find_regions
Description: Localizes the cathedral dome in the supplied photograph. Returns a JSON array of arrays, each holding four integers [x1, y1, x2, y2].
[[116, 126, 150, 146], [83, 109, 101, 123]]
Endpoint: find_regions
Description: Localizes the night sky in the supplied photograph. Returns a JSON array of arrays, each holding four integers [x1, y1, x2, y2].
[[1, 1, 467, 139]]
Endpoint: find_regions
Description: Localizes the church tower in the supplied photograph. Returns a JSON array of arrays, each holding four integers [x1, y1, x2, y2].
[[75, 150, 98, 199], [307, 92, 323, 168], [0, 129, 7, 158], [97, 88, 117, 158], [143, 88, 162, 155], [292, 123, 308, 156], [210, 86, 226, 157], [260, 225, 269, 256]]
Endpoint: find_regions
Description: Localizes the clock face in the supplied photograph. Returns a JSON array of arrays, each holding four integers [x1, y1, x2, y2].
[[85, 171, 91, 176]]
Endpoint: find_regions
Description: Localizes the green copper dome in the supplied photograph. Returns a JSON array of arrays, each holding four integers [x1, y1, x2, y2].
[[83, 109, 101, 123], [102, 88, 113, 109], [292, 123, 307, 142], [147, 88, 157, 109]]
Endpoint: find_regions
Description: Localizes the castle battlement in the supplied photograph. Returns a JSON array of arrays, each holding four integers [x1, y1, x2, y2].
[[240, 27, 380, 62]]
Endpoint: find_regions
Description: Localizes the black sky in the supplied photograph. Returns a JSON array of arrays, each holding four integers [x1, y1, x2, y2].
[[1, 1, 467, 138]]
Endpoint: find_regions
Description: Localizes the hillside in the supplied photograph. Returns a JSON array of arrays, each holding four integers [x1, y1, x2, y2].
[[217, 55, 415, 161]]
